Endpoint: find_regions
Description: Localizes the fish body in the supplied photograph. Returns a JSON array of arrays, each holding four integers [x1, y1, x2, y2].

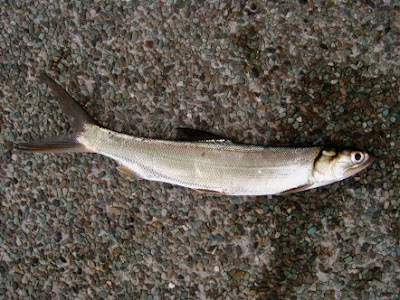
[[79, 125, 321, 195], [17, 74, 374, 196]]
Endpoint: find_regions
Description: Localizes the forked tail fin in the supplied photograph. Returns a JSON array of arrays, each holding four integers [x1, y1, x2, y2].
[[38, 73, 98, 133], [16, 73, 98, 153]]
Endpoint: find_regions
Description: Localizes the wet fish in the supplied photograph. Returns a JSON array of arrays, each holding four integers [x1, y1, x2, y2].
[[17, 73, 374, 196]]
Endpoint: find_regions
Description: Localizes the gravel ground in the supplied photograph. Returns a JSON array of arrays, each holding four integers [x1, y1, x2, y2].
[[1, 0, 399, 299]]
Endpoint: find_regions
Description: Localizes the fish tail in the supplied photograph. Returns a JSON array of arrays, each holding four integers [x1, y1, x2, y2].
[[17, 135, 89, 153], [16, 73, 98, 153]]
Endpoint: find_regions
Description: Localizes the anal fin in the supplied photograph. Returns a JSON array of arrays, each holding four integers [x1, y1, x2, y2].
[[116, 165, 144, 180]]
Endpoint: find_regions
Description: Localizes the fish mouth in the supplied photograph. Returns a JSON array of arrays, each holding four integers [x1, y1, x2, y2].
[[343, 154, 374, 178]]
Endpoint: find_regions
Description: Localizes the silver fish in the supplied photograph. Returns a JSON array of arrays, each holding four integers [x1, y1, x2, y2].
[[17, 73, 374, 196]]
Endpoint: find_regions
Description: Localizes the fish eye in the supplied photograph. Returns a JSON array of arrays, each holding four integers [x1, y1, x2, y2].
[[351, 152, 364, 164]]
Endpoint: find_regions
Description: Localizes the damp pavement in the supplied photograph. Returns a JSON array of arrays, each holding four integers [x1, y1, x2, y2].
[[1, 0, 399, 298]]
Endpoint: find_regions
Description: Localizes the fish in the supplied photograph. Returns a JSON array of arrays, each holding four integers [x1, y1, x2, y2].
[[16, 73, 374, 196]]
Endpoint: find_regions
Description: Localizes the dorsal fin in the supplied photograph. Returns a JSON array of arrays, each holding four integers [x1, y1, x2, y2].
[[176, 128, 230, 142]]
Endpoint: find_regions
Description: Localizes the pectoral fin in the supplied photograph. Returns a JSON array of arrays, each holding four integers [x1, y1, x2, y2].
[[279, 183, 314, 195], [194, 188, 226, 195]]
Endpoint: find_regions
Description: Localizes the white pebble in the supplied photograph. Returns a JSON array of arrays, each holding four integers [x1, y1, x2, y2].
[[168, 282, 175, 289]]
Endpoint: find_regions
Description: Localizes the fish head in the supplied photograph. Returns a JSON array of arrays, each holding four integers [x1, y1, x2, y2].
[[312, 149, 374, 186]]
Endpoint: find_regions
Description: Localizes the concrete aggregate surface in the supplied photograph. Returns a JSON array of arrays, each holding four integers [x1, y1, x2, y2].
[[1, 0, 399, 299]]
